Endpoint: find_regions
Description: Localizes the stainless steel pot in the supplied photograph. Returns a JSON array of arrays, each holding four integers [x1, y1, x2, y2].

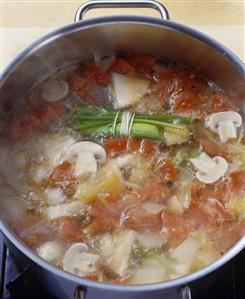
[[0, 1, 244, 299]]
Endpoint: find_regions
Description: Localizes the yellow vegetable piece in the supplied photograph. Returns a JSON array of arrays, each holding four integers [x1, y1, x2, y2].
[[229, 196, 245, 221], [164, 124, 190, 146], [75, 163, 124, 203]]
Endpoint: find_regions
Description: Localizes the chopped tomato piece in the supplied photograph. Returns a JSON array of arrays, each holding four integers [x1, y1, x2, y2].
[[207, 222, 245, 253], [172, 89, 201, 112], [190, 181, 234, 224], [78, 62, 109, 85], [87, 205, 119, 234], [135, 177, 171, 201], [48, 161, 75, 187], [69, 62, 109, 98], [103, 137, 128, 154], [127, 136, 141, 153], [69, 73, 85, 91], [230, 169, 245, 193], [139, 139, 157, 157], [34, 101, 64, 124], [10, 213, 40, 235], [122, 204, 162, 231], [199, 138, 229, 159], [56, 218, 84, 242], [210, 92, 235, 113], [126, 54, 156, 75], [157, 161, 177, 184], [103, 136, 157, 157], [110, 58, 135, 74], [161, 210, 195, 247]]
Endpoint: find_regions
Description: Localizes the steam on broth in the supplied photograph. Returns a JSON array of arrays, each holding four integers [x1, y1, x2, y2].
[[0, 54, 244, 284]]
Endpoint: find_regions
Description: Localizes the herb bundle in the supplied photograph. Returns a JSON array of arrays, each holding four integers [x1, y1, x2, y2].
[[73, 102, 192, 141]]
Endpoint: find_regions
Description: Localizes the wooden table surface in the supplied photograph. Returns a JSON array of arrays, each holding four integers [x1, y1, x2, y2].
[[1, 0, 244, 70]]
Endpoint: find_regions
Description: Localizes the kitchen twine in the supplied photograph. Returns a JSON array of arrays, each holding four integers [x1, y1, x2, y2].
[[112, 111, 135, 136]]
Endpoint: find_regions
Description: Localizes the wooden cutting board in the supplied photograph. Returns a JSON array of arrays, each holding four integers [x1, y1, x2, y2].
[[1, 0, 244, 69]]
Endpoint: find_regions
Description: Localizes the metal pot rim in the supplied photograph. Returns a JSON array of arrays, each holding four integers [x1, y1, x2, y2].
[[1, 15, 245, 292]]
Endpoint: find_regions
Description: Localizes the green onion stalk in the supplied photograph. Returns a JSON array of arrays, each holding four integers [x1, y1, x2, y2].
[[73, 102, 192, 141]]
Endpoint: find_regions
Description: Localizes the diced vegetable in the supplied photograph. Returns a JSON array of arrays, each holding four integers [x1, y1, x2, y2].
[[48, 161, 75, 187], [157, 160, 177, 184], [56, 218, 84, 242], [44, 187, 67, 206], [75, 163, 124, 203], [166, 196, 183, 214], [135, 232, 166, 249], [111, 73, 151, 108], [46, 201, 85, 220], [164, 124, 190, 146], [37, 241, 64, 265], [142, 202, 165, 214], [133, 257, 166, 284], [171, 235, 200, 275], [63, 243, 100, 277], [99, 230, 135, 277], [229, 196, 245, 220]]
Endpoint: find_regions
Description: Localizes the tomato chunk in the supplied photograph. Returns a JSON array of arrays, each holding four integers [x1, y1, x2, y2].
[[126, 54, 156, 75], [69, 62, 109, 98], [103, 137, 128, 154], [230, 169, 245, 193], [103, 136, 157, 157], [110, 58, 135, 74], [56, 218, 84, 242], [48, 161, 75, 187], [157, 161, 177, 184], [161, 210, 195, 247]]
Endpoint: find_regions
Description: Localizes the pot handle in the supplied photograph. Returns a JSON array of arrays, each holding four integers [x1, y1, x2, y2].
[[74, 285, 87, 299], [180, 285, 192, 299], [74, 0, 169, 22]]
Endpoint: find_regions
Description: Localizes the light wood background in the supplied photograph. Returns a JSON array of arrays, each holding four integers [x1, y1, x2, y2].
[[1, 0, 245, 70]]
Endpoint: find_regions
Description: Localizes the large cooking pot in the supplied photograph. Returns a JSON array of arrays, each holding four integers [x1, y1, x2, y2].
[[0, 1, 244, 299]]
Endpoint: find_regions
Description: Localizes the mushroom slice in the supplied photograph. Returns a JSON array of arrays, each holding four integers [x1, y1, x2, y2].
[[63, 243, 100, 277], [46, 200, 85, 220], [43, 79, 69, 102], [190, 152, 228, 184], [111, 72, 151, 108], [37, 241, 64, 264], [206, 111, 242, 143], [64, 141, 106, 177], [44, 187, 67, 206]]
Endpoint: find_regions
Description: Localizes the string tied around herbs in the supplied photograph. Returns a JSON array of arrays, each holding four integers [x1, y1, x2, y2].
[[112, 111, 135, 136]]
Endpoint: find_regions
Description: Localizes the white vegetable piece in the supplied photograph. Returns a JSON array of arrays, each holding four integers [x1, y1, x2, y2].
[[41, 133, 76, 167], [111, 72, 151, 108], [100, 55, 116, 71], [171, 236, 200, 275], [206, 111, 242, 143], [135, 232, 166, 249], [37, 241, 64, 264], [43, 79, 69, 102], [166, 196, 184, 214], [190, 152, 228, 184], [46, 200, 85, 220], [63, 141, 106, 177], [99, 230, 135, 276], [164, 125, 190, 146], [133, 258, 166, 284], [63, 243, 100, 277], [142, 202, 165, 214], [44, 187, 67, 206], [114, 154, 135, 168]]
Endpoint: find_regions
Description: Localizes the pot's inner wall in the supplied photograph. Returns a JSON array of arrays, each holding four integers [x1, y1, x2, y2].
[[0, 21, 244, 119]]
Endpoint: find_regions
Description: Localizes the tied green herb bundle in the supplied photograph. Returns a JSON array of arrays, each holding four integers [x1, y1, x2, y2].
[[73, 102, 192, 141]]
